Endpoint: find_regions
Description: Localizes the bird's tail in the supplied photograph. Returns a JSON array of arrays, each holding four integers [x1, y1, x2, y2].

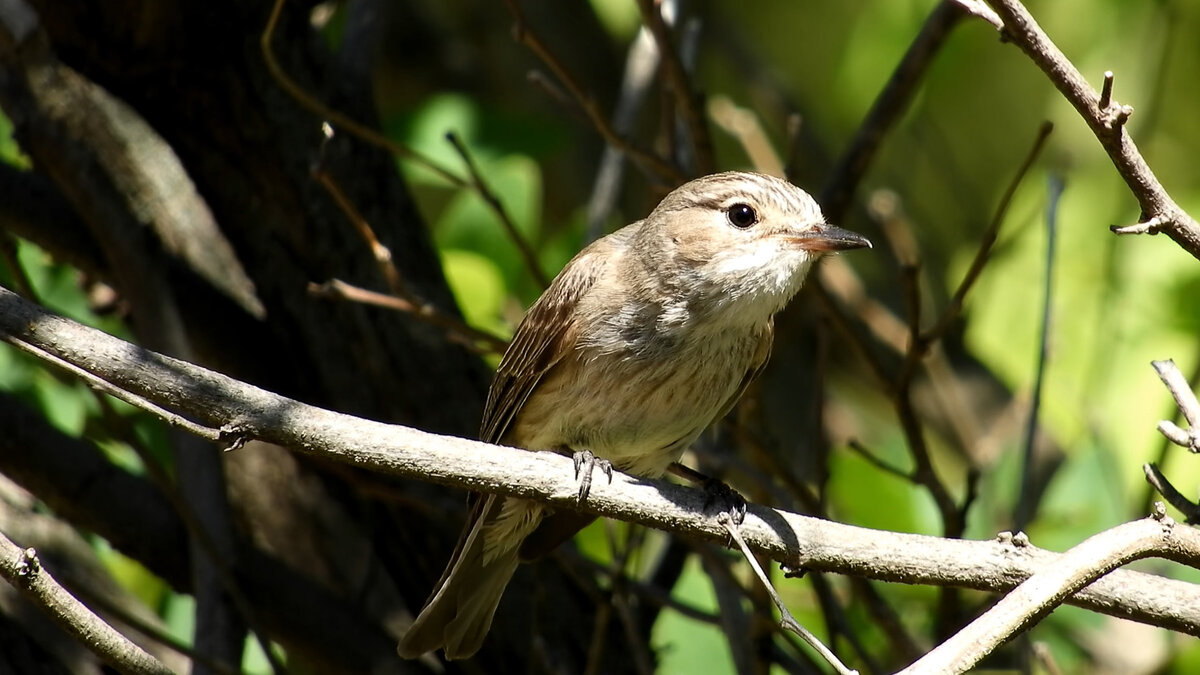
[[398, 495, 543, 660]]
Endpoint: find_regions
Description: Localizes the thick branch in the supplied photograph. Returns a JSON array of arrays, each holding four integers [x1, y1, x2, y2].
[[1, 284, 1199, 636], [977, 0, 1200, 259]]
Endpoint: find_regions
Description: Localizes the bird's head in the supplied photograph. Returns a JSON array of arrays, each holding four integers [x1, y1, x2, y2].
[[636, 171, 871, 320]]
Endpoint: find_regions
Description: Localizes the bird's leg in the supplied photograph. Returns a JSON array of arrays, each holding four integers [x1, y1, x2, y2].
[[668, 462, 747, 525], [572, 449, 612, 505]]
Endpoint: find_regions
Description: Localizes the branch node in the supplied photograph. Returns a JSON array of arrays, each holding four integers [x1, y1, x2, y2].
[[16, 547, 40, 579], [220, 423, 253, 452], [1152, 501, 1169, 522], [998, 530, 1030, 548]]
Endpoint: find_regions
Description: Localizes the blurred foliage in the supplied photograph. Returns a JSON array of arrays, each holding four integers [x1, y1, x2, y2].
[[3, 0, 1200, 672]]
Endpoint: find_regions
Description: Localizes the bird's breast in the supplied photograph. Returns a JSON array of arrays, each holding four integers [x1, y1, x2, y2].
[[508, 320, 768, 478]]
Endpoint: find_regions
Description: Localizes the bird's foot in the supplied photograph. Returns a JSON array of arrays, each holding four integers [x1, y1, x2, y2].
[[572, 449, 612, 505], [702, 477, 747, 526]]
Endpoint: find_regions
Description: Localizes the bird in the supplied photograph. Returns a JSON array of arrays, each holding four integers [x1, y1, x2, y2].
[[398, 170, 871, 660]]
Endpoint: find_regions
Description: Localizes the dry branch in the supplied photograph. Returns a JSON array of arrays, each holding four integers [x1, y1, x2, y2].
[[0, 285, 1199, 638], [0, 533, 173, 675], [973, 0, 1200, 259]]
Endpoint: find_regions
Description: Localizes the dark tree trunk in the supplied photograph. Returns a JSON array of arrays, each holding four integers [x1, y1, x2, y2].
[[0, 1, 640, 671]]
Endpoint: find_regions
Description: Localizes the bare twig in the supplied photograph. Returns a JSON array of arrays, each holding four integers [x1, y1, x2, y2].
[[718, 514, 858, 675], [445, 131, 550, 288], [1014, 173, 1063, 530], [708, 96, 785, 177], [260, 0, 468, 187], [500, 0, 683, 185], [633, 0, 714, 175], [1143, 463, 1200, 524], [899, 510, 1200, 674], [820, 0, 971, 221], [951, 0, 1003, 28], [978, 0, 1200, 259], [846, 440, 911, 482], [312, 130, 409, 299], [586, 18, 663, 242], [923, 121, 1054, 344], [1153, 359, 1200, 435], [308, 279, 508, 355], [4, 336, 223, 442], [0, 535, 173, 675]]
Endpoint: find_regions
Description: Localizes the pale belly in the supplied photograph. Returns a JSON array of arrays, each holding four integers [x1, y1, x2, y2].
[[507, 326, 765, 478]]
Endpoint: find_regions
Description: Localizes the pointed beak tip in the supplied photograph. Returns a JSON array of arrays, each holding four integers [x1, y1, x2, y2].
[[790, 225, 872, 252]]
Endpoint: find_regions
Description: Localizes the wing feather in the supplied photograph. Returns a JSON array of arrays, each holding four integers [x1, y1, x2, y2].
[[480, 232, 628, 444]]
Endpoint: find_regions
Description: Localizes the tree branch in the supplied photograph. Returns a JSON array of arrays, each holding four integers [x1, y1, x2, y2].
[[975, 0, 1200, 259], [1, 285, 1199, 639], [0, 532, 173, 675], [900, 510, 1199, 673]]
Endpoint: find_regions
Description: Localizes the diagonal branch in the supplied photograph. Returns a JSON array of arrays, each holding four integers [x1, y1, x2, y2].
[[900, 509, 1197, 673], [0, 534, 173, 675], [974, 0, 1200, 259], [1, 285, 1200, 638]]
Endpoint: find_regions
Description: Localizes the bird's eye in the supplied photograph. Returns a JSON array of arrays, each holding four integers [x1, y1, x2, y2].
[[726, 203, 758, 229]]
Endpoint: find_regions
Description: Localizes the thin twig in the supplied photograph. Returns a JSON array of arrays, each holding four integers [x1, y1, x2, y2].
[[1143, 463, 1200, 524], [846, 440, 912, 482], [923, 121, 1054, 344], [0, 536, 173, 675], [500, 0, 683, 185], [634, 0, 714, 175], [586, 18, 663, 242], [1153, 359, 1200, 430], [708, 96, 785, 177], [260, 0, 468, 187], [308, 279, 508, 355], [951, 0, 1003, 28], [312, 143, 408, 298], [445, 131, 550, 288], [979, 0, 1200, 259], [717, 513, 858, 675], [3, 336, 222, 442], [820, 0, 971, 221], [1014, 173, 1063, 530], [0, 232, 35, 298]]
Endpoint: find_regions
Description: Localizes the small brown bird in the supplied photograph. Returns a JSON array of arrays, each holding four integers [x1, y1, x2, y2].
[[398, 171, 870, 659]]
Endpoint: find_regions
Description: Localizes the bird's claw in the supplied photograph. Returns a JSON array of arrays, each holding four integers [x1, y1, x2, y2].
[[702, 478, 747, 525], [573, 449, 612, 504]]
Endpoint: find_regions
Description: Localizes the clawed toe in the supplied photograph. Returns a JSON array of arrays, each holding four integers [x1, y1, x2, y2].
[[573, 449, 612, 504]]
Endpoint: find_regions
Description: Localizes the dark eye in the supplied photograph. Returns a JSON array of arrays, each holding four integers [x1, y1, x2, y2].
[[726, 203, 758, 229]]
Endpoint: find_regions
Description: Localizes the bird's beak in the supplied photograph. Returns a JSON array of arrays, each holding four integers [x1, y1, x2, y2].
[[786, 224, 872, 252]]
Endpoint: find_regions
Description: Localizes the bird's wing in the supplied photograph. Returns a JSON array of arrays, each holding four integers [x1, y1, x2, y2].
[[479, 233, 626, 445]]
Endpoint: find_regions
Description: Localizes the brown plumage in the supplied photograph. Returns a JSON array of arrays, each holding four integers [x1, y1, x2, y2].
[[398, 171, 870, 660]]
